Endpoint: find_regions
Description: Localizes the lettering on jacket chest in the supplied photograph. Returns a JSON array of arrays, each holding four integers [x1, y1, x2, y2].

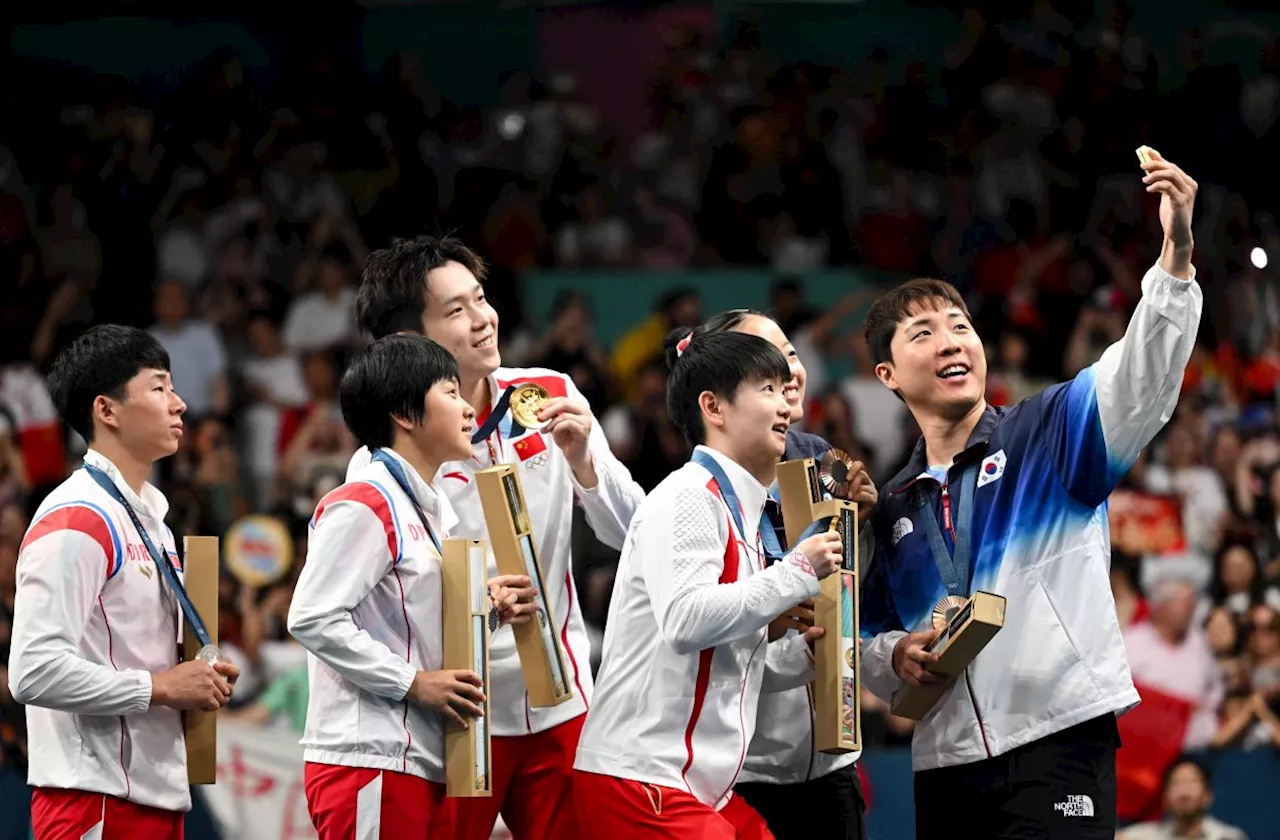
[[121, 541, 180, 581], [405, 523, 435, 546]]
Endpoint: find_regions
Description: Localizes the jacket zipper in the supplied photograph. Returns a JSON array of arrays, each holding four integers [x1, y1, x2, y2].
[[717, 637, 765, 804], [965, 670, 993, 758], [948, 472, 989, 756]]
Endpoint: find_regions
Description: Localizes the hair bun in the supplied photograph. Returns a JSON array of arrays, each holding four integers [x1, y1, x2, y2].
[[662, 326, 695, 371]]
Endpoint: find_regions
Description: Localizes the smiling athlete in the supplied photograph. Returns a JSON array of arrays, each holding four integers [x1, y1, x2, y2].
[[352, 235, 645, 839]]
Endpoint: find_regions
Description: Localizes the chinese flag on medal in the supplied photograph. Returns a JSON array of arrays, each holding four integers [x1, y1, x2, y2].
[[512, 433, 548, 465]]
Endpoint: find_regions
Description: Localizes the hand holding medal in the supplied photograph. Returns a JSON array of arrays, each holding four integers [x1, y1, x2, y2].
[[509, 384, 552, 431], [510, 383, 595, 473], [820, 449, 877, 520]]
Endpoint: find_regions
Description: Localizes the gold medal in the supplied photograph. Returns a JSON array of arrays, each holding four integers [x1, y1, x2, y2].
[[819, 448, 858, 499], [509, 383, 551, 430], [932, 595, 969, 630]]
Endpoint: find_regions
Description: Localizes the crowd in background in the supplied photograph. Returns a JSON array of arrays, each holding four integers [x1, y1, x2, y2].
[[2, 2, 1280, 828]]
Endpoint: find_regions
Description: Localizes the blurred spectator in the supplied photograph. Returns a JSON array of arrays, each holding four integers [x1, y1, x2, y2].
[[603, 361, 690, 492], [155, 189, 211, 290], [35, 184, 101, 292], [0, 537, 22, 770], [1124, 578, 1224, 750], [0, 363, 66, 490], [987, 327, 1053, 407], [0, 409, 31, 515], [1211, 605, 1280, 751], [1114, 550, 1150, 628], [224, 661, 309, 734], [1119, 756, 1249, 840], [1145, 424, 1230, 560], [281, 250, 361, 353], [609, 288, 701, 404], [838, 331, 913, 482], [632, 185, 696, 269], [808, 389, 875, 469], [149, 278, 230, 419], [277, 351, 355, 520], [1063, 291, 1128, 377], [240, 315, 309, 507], [1210, 543, 1266, 616], [553, 183, 634, 268], [526, 291, 610, 410]]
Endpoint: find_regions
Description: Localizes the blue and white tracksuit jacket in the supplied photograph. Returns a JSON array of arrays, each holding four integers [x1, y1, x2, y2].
[[860, 262, 1203, 773]]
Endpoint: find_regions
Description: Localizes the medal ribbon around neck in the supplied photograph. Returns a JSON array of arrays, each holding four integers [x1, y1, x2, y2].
[[372, 449, 502, 632], [471, 383, 551, 445], [84, 465, 222, 665], [912, 458, 981, 630], [690, 449, 784, 564]]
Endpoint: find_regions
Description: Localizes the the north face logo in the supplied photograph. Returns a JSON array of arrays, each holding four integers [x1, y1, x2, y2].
[[891, 517, 913, 546], [1053, 795, 1095, 817]]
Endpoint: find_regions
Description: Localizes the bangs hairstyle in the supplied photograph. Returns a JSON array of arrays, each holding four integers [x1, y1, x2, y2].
[[47, 324, 171, 444], [864, 278, 971, 366], [663, 328, 790, 446], [339, 334, 460, 451], [356, 234, 487, 339]]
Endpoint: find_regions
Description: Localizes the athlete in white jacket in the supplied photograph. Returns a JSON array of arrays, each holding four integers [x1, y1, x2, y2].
[[691, 309, 879, 840], [574, 329, 843, 839], [9, 326, 237, 840], [858, 149, 1202, 839], [353, 235, 645, 839], [287, 335, 534, 839]]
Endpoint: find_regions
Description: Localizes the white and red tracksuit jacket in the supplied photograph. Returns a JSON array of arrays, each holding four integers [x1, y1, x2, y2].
[[574, 446, 820, 811], [9, 449, 189, 812], [348, 366, 645, 737], [288, 449, 458, 783]]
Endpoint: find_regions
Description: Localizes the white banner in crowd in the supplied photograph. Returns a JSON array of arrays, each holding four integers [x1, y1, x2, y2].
[[200, 721, 317, 840], [200, 720, 512, 839]]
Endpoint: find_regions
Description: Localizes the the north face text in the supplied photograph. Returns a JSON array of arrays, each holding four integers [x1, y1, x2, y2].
[[1053, 795, 1095, 817]]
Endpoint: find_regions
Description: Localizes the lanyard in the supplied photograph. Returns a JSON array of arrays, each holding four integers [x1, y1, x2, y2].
[[84, 465, 213, 649], [913, 458, 980, 597], [470, 383, 519, 444], [371, 450, 500, 630], [371, 450, 442, 555], [690, 450, 784, 563]]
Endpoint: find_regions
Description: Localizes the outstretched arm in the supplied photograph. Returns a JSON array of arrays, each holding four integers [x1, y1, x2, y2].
[[1040, 150, 1203, 507]]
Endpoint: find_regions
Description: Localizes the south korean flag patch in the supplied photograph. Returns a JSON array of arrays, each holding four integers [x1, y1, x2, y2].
[[977, 449, 1006, 489]]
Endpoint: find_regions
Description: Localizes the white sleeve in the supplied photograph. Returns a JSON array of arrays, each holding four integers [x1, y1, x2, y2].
[[1040, 263, 1203, 507], [566, 378, 647, 551], [280, 300, 309, 352], [761, 634, 815, 693], [202, 324, 228, 376], [286, 496, 418, 702], [643, 484, 820, 656], [860, 631, 907, 703], [9, 527, 153, 716]]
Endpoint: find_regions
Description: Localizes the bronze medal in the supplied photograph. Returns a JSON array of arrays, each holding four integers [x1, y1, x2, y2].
[[932, 595, 969, 630], [819, 448, 858, 499]]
